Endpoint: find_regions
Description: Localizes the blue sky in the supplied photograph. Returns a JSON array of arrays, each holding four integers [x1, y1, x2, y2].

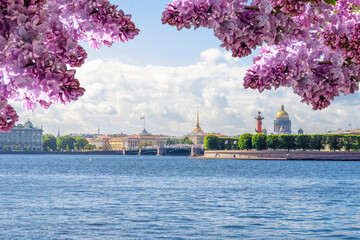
[[13, 1, 360, 136], [87, 0, 255, 66]]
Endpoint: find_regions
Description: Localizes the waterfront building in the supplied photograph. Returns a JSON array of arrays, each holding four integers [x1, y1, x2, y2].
[[89, 129, 167, 151], [325, 128, 360, 135], [107, 137, 124, 150], [89, 135, 110, 150], [137, 129, 167, 148], [274, 105, 292, 134], [0, 119, 43, 151], [118, 135, 140, 149], [72, 133, 126, 139], [185, 110, 230, 145]]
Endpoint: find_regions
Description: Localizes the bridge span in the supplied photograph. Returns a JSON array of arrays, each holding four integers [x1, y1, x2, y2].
[[123, 147, 203, 156]]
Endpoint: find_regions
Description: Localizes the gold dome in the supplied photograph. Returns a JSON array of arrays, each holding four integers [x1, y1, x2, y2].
[[276, 105, 289, 119], [192, 126, 203, 134]]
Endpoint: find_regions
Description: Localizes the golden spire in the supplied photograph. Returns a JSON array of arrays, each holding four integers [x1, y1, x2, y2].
[[196, 106, 200, 127], [191, 106, 204, 134]]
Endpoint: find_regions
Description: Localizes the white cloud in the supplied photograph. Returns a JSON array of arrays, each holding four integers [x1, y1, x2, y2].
[[11, 48, 360, 136]]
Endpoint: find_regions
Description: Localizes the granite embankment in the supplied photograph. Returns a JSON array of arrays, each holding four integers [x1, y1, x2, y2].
[[197, 150, 360, 160]]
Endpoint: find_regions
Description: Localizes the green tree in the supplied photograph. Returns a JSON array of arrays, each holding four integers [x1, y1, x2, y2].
[[218, 138, 226, 150], [232, 138, 240, 150], [310, 134, 326, 151], [166, 138, 178, 145], [57, 135, 76, 151], [204, 135, 219, 150], [238, 133, 253, 150], [222, 138, 240, 150], [353, 136, 360, 151], [86, 144, 95, 150], [42, 134, 57, 151], [296, 134, 311, 150], [327, 134, 344, 151], [181, 136, 194, 145], [278, 135, 296, 151], [252, 134, 267, 150], [343, 135, 356, 151], [266, 135, 279, 150], [219, 138, 234, 150], [75, 137, 89, 150]]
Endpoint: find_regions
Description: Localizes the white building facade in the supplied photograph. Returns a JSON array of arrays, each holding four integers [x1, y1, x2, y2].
[[0, 120, 43, 151]]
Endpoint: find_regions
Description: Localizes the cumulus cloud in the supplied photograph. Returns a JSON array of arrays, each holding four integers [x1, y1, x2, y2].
[[12, 48, 360, 136]]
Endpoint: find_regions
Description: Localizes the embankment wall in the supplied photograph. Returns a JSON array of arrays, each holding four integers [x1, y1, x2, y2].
[[200, 150, 360, 160]]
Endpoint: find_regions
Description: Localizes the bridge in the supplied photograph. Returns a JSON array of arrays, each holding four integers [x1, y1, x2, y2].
[[123, 146, 203, 156]]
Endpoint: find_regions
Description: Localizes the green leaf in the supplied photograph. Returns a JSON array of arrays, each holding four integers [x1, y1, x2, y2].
[[324, 0, 337, 6]]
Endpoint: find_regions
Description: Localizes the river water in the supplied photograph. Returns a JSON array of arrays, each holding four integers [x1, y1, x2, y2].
[[0, 154, 359, 239]]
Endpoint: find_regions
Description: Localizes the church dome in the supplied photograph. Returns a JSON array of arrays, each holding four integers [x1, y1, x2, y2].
[[276, 105, 289, 119], [24, 120, 33, 129]]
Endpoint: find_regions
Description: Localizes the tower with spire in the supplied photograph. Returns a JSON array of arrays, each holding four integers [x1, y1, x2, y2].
[[186, 107, 206, 146], [191, 108, 204, 134]]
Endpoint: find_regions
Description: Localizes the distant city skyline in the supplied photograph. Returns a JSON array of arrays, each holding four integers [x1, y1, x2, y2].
[[10, 0, 360, 136], [20, 100, 360, 137]]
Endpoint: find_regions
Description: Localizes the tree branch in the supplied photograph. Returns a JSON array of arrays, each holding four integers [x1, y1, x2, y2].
[[245, 6, 259, 10]]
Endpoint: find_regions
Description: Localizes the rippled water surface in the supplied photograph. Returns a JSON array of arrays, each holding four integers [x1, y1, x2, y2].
[[1, 154, 360, 239]]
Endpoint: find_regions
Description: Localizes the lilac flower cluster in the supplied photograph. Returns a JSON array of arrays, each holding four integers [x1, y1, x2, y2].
[[52, 0, 139, 50], [0, 94, 18, 131], [270, 0, 307, 16], [162, 0, 360, 110], [243, 41, 359, 110], [323, 23, 360, 65], [0, 0, 139, 131]]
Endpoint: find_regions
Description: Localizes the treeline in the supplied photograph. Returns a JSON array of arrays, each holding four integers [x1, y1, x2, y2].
[[42, 134, 96, 151], [166, 136, 194, 145], [204, 134, 360, 151]]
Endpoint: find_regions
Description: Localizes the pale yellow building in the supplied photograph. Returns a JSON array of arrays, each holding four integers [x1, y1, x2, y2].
[[121, 136, 140, 149], [108, 138, 124, 150], [89, 136, 110, 150], [89, 130, 167, 151], [137, 130, 167, 148]]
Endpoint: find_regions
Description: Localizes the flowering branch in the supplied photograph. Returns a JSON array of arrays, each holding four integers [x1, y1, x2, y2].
[[162, 0, 360, 110], [0, 0, 139, 131]]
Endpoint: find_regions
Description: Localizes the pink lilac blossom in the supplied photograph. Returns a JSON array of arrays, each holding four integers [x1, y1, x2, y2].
[[243, 41, 359, 110], [0, 0, 139, 131], [0, 94, 18, 132], [162, 0, 360, 110]]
